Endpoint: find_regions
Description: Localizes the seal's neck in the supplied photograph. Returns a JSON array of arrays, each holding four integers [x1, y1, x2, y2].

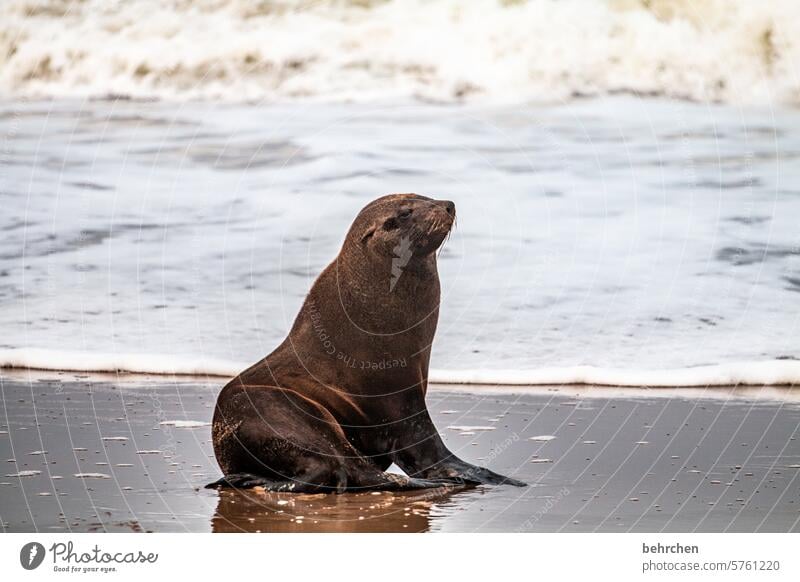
[[270, 246, 440, 396], [336, 245, 439, 311]]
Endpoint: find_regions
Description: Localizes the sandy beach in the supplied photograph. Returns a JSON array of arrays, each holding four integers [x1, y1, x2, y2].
[[1, 370, 797, 533]]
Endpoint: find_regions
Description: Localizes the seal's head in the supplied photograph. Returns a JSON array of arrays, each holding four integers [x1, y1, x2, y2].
[[347, 193, 456, 258]]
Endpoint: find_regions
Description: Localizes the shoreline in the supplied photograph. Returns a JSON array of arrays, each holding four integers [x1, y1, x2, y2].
[[1, 349, 799, 391], [2, 368, 798, 403]]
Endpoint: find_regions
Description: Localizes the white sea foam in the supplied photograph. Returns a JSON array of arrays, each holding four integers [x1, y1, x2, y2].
[[6, 470, 41, 477], [447, 425, 497, 432], [0, 348, 244, 378], [159, 420, 212, 428], [429, 362, 800, 387], [1, 0, 799, 104], [2, 348, 800, 388]]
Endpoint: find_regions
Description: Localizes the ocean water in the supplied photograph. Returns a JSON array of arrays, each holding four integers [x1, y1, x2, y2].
[[1, 96, 799, 384], [1, 0, 800, 105]]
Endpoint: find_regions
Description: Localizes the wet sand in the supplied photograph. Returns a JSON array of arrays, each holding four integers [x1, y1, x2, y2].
[[1, 370, 798, 532]]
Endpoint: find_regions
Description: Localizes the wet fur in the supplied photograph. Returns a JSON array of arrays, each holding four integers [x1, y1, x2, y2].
[[208, 194, 525, 492]]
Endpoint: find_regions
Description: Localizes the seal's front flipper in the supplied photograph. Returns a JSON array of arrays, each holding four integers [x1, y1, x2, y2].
[[453, 465, 526, 487], [400, 458, 527, 487], [380, 474, 463, 491], [391, 410, 526, 488]]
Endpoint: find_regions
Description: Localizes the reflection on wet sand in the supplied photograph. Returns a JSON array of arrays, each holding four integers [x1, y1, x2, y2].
[[212, 486, 469, 533], [3, 373, 799, 532]]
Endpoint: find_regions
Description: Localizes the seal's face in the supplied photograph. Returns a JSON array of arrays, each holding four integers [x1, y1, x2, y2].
[[353, 193, 456, 259]]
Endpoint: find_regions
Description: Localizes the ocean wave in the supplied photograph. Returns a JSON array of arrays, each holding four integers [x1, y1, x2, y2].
[[2, 348, 799, 387], [0, 348, 244, 377], [1, 0, 799, 104]]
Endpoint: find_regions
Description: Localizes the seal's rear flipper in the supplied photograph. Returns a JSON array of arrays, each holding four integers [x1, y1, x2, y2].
[[205, 473, 298, 491], [206, 472, 460, 493], [206, 473, 259, 489]]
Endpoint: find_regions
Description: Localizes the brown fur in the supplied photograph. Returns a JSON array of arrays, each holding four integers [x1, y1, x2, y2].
[[208, 194, 525, 491]]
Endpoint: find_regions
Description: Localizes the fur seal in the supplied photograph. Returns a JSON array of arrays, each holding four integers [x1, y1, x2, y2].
[[208, 194, 525, 492]]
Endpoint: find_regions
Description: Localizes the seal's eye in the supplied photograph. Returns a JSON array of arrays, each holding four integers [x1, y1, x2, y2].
[[398, 208, 413, 219], [382, 217, 399, 231]]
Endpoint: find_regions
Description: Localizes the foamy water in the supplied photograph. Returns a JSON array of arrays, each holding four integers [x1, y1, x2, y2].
[[2, 96, 799, 386], [1, 0, 800, 105], [3, 349, 800, 387]]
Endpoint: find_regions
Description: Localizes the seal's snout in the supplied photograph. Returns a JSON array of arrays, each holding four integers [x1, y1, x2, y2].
[[407, 198, 454, 255], [428, 199, 455, 229], [440, 200, 456, 217], [430, 199, 455, 222]]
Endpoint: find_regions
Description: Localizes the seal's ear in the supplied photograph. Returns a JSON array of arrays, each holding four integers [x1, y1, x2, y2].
[[360, 227, 376, 244]]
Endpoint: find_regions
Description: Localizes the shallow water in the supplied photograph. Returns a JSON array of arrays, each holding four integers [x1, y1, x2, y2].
[[1, 97, 799, 376], [1, 372, 798, 532]]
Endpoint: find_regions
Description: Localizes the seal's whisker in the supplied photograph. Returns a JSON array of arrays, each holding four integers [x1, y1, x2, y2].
[[426, 217, 439, 239]]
